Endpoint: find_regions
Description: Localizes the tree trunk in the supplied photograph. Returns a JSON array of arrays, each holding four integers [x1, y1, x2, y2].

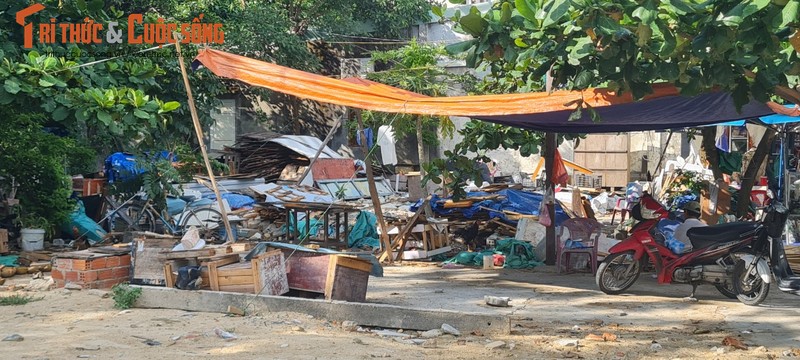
[[416, 115, 426, 179], [701, 127, 724, 181], [736, 128, 777, 217]]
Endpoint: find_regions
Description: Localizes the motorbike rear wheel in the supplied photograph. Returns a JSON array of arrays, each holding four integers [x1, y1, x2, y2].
[[732, 259, 770, 306], [714, 283, 738, 299], [596, 251, 642, 295]]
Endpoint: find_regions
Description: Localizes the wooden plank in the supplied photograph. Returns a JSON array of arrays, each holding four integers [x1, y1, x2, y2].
[[252, 249, 289, 296], [164, 248, 216, 259], [208, 261, 221, 291], [217, 275, 254, 286], [164, 263, 175, 288], [201, 254, 240, 267], [216, 267, 252, 277], [0, 229, 8, 254], [131, 238, 177, 286], [219, 284, 256, 293], [379, 197, 428, 262]]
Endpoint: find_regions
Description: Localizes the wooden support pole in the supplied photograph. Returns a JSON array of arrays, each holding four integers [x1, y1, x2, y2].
[[355, 110, 393, 263], [544, 132, 557, 265], [295, 113, 345, 185], [174, 39, 235, 244]]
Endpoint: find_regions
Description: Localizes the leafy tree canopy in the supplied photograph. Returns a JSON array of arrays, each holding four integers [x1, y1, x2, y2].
[[442, 0, 800, 107]]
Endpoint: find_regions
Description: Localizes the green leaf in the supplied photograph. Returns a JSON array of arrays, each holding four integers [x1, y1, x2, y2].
[[668, 0, 697, 15], [459, 13, 488, 37], [88, 0, 104, 11], [97, 110, 112, 125], [43, 57, 57, 70], [432, 6, 445, 19], [160, 101, 180, 112], [500, 2, 512, 23], [567, 106, 583, 121], [632, 5, 657, 25], [515, 0, 538, 22], [75, 109, 89, 122], [596, 16, 622, 35], [134, 109, 150, 119], [717, 0, 770, 26], [542, 0, 570, 28], [39, 77, 55, 87], [568, 37, 593, 65], [4, 79, 20, 94], [52, 106, 69, 121], [514, 38, 528, 48], [779, 0, 799, 28], [76, 0, 87, 11], [574, 70, 593, 89], [445, 40, 477, 55]]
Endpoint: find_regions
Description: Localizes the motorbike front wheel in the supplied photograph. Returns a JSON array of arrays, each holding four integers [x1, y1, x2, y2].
[[732, 259, 770, 306], [596, 251, 643, 295]]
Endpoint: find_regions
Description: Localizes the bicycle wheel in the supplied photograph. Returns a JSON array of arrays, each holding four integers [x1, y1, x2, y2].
[[180, 208, 224, 242], [108, 204, 156, 233]]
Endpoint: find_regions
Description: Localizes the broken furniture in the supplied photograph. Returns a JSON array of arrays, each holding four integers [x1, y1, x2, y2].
[[206, 249, 289, 295], [384, 222, 450, 260], [283, 201, 355, 247], [556, 218, 602, 274], [278, 250, 372, 302]]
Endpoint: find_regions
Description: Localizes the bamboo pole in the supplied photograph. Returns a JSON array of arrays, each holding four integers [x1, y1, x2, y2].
[[174, 39, 235, 244], [355, 110, 392, 263]]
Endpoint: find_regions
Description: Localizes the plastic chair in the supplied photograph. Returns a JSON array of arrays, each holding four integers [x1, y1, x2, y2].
[[556, 218, 602, 274], [610, 199, 628, 225]]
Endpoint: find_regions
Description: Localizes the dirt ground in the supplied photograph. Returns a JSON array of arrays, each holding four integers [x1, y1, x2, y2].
[[2, 265, 800, 360]]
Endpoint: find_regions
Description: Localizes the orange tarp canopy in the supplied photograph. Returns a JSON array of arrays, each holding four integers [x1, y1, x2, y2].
[[193, 49, 680, 117]]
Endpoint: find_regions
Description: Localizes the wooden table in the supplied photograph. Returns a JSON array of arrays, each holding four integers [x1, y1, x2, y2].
[[278, 202, 357, 247]]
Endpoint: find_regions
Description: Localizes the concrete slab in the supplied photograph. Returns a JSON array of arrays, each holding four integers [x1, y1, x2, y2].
[[133, 286, 510, 334]]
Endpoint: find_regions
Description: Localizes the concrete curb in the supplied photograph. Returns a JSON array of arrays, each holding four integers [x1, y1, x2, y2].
[[133, 286, 511, 334]]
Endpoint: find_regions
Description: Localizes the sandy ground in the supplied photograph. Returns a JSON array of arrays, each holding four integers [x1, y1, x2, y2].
[[2, 264, 800, 360]]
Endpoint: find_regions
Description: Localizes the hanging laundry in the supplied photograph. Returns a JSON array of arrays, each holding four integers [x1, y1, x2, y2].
[[715, 126, 731, 153], [356, 128, 374, 149], [376, 125, 398, 165]]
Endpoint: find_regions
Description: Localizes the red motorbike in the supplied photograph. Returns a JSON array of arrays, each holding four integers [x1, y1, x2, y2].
[[596, 194, 755, 300]]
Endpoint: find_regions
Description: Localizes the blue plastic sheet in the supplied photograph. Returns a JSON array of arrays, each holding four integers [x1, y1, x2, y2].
[[412, 189, 569, 226], [219, 193, 255, 209], [104, 151, 177, 183], [61, 200, 107, 244], [348, 211, 381, 249]]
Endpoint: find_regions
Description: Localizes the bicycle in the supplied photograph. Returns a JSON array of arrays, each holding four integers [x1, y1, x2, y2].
[[105, 193, 226, 242]]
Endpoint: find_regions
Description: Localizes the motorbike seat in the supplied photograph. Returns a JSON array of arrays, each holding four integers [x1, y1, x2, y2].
[[687, 221, 759, 249], [179, 195, 197, 203]]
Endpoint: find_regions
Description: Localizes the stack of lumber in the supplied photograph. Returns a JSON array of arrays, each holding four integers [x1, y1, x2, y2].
[[223, 132, 308, 182]]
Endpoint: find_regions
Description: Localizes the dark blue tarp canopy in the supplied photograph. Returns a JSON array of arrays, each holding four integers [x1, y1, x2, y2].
[[411, 189, 570, 226], [476, 91, 775, 134]]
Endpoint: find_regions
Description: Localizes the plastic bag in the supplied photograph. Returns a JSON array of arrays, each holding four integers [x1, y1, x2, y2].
[[538, 188, 553, 227]]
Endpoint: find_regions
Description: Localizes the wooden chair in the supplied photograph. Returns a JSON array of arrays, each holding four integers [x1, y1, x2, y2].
[[556, 218, 602, 274]]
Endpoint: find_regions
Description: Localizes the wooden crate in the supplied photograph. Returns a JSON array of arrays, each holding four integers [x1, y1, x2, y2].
[[280, 250, 372, 302], [130, 235, 178, 286], [324, 255, 372, 302], [0, 229, 8, 254], [207, 250, 288, 295]]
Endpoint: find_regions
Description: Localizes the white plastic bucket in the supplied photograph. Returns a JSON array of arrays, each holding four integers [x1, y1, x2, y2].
[[20, 228, 45, 251]]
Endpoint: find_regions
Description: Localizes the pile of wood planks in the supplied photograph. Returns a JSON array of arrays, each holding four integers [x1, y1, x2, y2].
[[223, 132, 309, 182]]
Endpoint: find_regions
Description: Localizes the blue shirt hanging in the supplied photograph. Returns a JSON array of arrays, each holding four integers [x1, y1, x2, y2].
[[356, 128, 374, 149]]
